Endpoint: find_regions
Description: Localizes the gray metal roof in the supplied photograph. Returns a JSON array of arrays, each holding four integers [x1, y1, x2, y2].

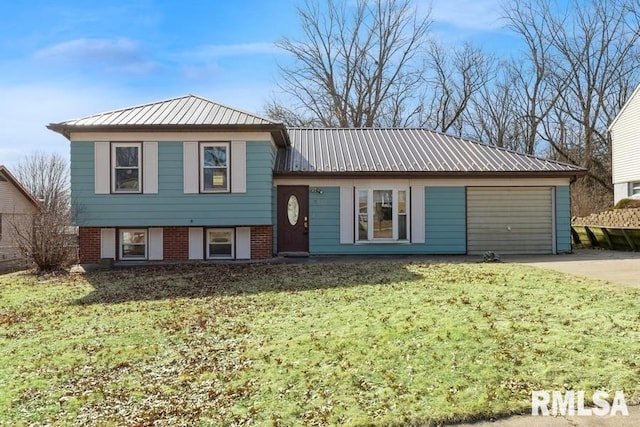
[[52, 95, 278, 127], [275, 128, 585, 176]]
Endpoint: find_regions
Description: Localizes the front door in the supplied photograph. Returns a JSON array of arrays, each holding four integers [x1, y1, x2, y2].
[[277, 185, 309, 253]]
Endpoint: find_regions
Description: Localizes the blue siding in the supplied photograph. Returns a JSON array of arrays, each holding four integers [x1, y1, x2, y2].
[[425, 187, 466, 253], [71, 141, 274, 227], [308, 186, 467, 255], [555, 185, 571, 253]]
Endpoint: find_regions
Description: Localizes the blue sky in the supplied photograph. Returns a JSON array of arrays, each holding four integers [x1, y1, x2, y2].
[[0, 0, 515, 169]]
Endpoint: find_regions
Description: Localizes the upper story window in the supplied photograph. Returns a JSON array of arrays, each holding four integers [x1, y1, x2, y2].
[[200, 142, 230, 193], [112, 142, 141, 193], [356, 188, 409, 242]]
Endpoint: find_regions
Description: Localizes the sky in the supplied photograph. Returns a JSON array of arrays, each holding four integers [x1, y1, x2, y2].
[[0, 0, 517, 170]]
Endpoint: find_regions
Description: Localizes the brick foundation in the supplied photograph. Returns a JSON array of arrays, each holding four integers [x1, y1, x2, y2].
[[78, 225, 273, 263], [162, 226, 189, 261], [78, 227, 101, 264], [250, 225, 274, 259]]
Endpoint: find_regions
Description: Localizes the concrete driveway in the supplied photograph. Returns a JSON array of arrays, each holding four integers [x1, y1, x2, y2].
[[505, 249, 640, 288]]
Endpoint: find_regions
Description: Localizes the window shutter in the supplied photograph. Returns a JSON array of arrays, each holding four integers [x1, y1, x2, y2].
[[231, 140, 246, 193], [148, 227, 163, 260], [183, 141, 198, 193], [143, 141, 158, 194], [236, 227, 251, 259], [94, 142, 110, 194], [340, 186, 354, 244], [100, 228, 116, 259], [411, 186, 425, 243], [188, 227, 203, 259]]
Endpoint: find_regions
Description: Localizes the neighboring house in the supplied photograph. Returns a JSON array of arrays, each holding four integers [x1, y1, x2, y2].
[[0, 165, 39, 265], [610, 84, 640, 204], [48, 95, 585, 264]]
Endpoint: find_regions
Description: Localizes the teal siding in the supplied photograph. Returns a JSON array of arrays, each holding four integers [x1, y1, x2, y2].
[[71, 141, 274, 227], [555, 185, 571, 253], [425, 187, 466, 253], [308, 186, 466, 254]]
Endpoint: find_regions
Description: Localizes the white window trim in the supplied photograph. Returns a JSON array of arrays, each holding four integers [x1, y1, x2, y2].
[[200, 142, 230, 193], [631, 181, 640, 196], [355, 187, 410, 243], [112, 142, 142, 194], [119, 229, 147, 260], [206, 228, 235, 259]]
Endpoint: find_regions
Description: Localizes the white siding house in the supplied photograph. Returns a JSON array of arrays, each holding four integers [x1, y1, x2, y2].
[[0, 166, 38, 266], [610, 84, 640, 204]]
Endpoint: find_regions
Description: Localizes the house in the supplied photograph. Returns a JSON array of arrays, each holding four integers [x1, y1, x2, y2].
[[0, 165, 39, 266], [610, 84, 640, 204], [48, 95, 584, 264]]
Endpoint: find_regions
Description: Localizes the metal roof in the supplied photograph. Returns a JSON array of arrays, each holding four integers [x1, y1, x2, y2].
[[275, 128, 585, 176], [53, 95, 278, 127]]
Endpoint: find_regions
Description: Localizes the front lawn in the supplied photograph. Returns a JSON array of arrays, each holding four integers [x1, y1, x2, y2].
[[1, 261, 639, 425]]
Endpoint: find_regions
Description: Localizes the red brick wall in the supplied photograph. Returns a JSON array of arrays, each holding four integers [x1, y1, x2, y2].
[[78, 227, 101, 264], [251, 225, 273, 259], [78, 225, 274, 263], [163, 226, 189, 261]]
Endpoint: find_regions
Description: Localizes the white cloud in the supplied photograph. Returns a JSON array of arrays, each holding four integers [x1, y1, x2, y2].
[[33, 38, 160, 75], [431, 0, 504, 30]]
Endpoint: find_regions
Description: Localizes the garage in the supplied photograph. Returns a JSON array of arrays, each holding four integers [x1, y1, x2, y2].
[[467, 187, 554, 255]]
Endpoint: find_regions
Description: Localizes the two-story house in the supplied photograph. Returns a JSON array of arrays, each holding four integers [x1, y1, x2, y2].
[[610, 84, 640, 204], [48, 95, 584, 264]]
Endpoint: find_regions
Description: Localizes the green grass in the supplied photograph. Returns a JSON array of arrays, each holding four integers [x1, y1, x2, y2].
[[1, 261, 639, 426]]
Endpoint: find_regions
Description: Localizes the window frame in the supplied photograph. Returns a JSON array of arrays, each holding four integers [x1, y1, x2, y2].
[[119, 228, 148, 260], [206, 228, 235, 259], [200, 142, 230, 193], [630, 181, 640, 197], [355, 187, 410, 243], [111, 142, 142, 194]]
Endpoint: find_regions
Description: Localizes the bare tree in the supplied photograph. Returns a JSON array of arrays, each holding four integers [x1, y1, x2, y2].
[[419, 41, 495, 136], [266, 0, 431, 127], [10, 152, 75, 272]]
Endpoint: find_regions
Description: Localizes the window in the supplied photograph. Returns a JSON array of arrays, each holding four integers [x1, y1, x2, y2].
[[207, 228, 234, 259], [112, 143, 141, 193], [201, 143, 229, 193], [356, 188, 409, 242], [631, 182, 640, 197], [120, 229, 147, 259]]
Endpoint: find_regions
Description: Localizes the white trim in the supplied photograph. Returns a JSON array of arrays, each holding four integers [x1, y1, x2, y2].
[[200, 142, 230, 193], [183, 142, 198, 193], [339, 186, 354, 244], [206, 228, 235, 259], [355, 187, 410, 243], [71, 131, 275, 143], [119, 229, 147, 260], [236, 227, 251, 259], [274, 177, 572, 187], [100, 228, 116, 259], [111, 142, 142, 193], [143, 141, 158, 194], [188, 227, 203, 260], [231, 140, 246, 193], [410, 186, 425, 243], [94, 142, 110, 194], [148, 227, 163, 260]]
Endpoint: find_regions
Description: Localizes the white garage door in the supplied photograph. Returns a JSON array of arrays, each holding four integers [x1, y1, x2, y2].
[[467, 187, 554, 255]]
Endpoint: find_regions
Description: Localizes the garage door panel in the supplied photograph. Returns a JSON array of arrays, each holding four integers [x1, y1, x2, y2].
[[467, 187, 553, 255]]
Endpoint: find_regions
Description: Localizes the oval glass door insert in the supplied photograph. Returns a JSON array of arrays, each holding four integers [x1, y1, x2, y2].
[[287, 195, 300, 226]]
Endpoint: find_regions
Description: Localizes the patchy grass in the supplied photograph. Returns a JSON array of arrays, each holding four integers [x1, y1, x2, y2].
[[1, 262, 639, 426]]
